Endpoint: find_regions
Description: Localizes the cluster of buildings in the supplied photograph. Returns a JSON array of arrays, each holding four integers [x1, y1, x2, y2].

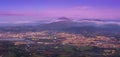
[[0, 31, 120, 48], [54, 32, 120, 48]]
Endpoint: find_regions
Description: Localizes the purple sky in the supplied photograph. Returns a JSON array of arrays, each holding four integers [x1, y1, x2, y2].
[[0, 0, 120, 22]]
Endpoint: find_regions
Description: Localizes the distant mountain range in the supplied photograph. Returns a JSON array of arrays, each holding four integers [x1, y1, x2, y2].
[[39, 17, 120, 29], [37, 17, 120, 38], [0, 17, 120, 31], [0, 17, 120, 25], [0, 17, 120, 38]]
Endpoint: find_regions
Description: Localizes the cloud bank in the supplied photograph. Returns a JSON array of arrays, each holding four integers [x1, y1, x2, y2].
[[0, 6, 120, 19]]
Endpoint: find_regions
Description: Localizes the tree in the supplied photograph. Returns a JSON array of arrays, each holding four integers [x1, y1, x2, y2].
[[3, 52, 16, 57]]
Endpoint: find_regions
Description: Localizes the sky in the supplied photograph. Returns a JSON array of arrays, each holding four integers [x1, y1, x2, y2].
[[0, 0, 120, 23]]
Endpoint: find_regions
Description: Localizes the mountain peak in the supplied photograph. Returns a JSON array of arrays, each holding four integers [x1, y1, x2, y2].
[[57, 17, 72, 21]]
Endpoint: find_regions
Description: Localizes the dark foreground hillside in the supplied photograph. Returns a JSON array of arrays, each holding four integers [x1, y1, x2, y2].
[[0, 41, 120, 57]]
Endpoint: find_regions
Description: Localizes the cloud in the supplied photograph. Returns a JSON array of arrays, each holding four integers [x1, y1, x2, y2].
[[41, 6, 120, 19], [0, 11, 25, 16], [0, 11, 42, 17], [0, 6, 120, 19], [76, 20, 120, 25], [0, 20, 34, 24]]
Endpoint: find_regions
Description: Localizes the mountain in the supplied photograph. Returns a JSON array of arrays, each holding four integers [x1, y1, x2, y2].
[[38, 18, 120, 30], [0, 18, 120, 38], [57, 17, 72, 21], [40, 17, 74, 30]]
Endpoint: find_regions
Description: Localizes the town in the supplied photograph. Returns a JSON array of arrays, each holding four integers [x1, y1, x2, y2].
[[0, 31, 120, 57], [0, 31, 120, 48]]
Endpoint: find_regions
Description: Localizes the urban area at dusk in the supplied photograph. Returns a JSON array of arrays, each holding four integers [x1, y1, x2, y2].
[[0, 0, 120, 57]]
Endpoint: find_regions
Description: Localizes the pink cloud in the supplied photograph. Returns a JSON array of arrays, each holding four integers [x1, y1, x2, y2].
[[0, 11, 42, 16], [0, 7, 120, 19], [41, 7, 120, 19]]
